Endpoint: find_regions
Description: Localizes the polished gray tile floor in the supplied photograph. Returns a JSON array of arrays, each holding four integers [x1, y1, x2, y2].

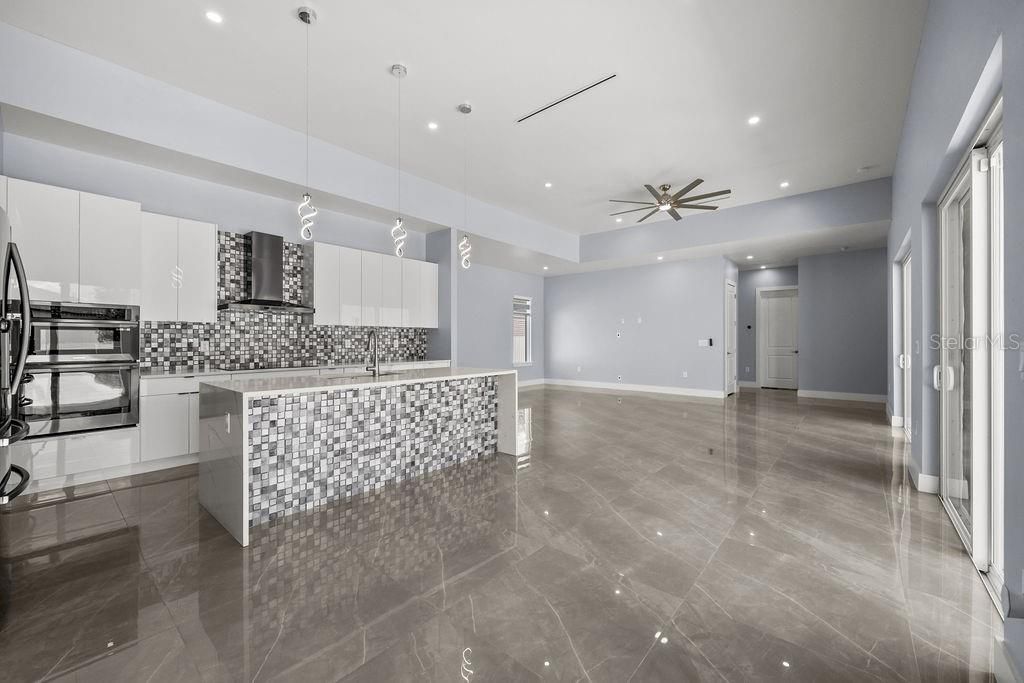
[[0, 388, 1001, 681]]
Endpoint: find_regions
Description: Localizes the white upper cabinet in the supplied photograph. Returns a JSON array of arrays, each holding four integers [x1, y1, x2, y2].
[[401, 259, 420, 327], [361, 251, 382, 326], [420, 261, 439, 328], [313, 242, 341, 326], [140, 212, 178, 321], [0, 175, 7, 212], [140, 213, 217, 322], [339, 247, 362, 325], [176, 219, 217, 322], [381, 255, 403, 327], [6, 178, 80, 302], [79, 192, 142, 305]]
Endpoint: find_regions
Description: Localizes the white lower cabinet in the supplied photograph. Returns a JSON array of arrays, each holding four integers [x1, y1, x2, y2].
[[10, 428, 141, 481], [140, 394, 190, 461]]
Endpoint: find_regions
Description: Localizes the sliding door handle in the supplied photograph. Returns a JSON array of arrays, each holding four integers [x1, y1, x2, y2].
[[933, 365, 942, 390]]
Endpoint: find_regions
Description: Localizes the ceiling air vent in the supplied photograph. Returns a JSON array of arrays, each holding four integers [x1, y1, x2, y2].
[[515, 74, 617, 124]]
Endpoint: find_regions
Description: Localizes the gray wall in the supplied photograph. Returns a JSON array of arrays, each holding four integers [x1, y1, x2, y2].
[[456, 263, 545, 382], [425, 230, 453, 361], [798, 249, 887, 396], [545, 256, 728, 393], [737, 266, 798, 383]]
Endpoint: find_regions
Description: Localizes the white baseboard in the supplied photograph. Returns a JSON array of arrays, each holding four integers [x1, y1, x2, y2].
[[796, 389, 888, 403], [518, 378, 546, 389], [909, 465, 939, 494], [993, 637, 1023, 683], [739, 381, 759, 388], [888, 415, 904, 427], [543, 378, 725, 399]]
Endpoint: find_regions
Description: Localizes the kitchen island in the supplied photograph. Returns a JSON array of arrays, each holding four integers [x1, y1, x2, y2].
[[196, 367, 517, 545]]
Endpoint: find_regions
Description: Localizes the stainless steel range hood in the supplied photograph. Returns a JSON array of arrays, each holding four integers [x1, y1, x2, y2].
[[217, 232, 315, 314]]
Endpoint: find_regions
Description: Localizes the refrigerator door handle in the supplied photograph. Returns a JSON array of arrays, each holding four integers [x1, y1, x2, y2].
[[0, 463, 30, 504], [4, 243, 33, 392]]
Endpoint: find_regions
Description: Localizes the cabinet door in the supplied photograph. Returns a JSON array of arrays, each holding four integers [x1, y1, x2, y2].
[[188, 393, 200, 455], [361, 251, 382, 326], [80, 192, 142, 305], [339, 247, 363, 325], [401, 259, 421, 327], [177, 219, 218, 322], [313, 242, 341, 325], [421, 261, 439, 328], [0, 175, 7, 212], [380, 254, 403, 327], [140, 212, 179, 321], [6, 178, 80, 302], [140, 393, 190, 461]]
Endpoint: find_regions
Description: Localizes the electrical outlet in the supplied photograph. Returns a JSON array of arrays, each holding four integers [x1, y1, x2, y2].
[[620, 317, 625, 325], [682, 371, 688, 378], [745, 366, 750, 373], [576, 365, 582, 373], [617, 375, 622, 382]]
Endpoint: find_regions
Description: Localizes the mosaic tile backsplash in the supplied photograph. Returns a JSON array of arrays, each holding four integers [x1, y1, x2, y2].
[[247, 376, 498, 525], [141, 230, 428, 370]]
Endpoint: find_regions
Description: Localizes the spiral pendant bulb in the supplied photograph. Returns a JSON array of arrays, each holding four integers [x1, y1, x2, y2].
[[458, 235, 472, 269], [298, 192, 317, 241], [460, 648, 474, 682], [391, 217, 408, 257]]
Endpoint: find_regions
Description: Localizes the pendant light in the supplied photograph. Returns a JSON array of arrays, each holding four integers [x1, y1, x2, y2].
[[297, 7, 318, 240], [390, 64, 409, 257], [458, 102, 472, 269]]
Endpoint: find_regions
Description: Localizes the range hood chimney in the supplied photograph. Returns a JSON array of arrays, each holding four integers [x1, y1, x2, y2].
[[217, 232, 314, 314]]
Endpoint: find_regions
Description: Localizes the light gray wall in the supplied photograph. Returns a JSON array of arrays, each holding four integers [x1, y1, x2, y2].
[[888, 1, 1024, 665], [737, 266, 798, 383], [545, 256, 728, 393], [456, 263, 545, 382], [1, 133, 425, 257], [798, 249, 887, 396]]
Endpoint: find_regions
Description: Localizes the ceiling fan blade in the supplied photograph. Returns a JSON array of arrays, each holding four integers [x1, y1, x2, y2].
[[636, 208, 660, 223], [676, 189, 731, 203], [668, 208, 683, 221], [610, 205, 658, 216], [644, 184, 663, 201], [609, 199, 656, 205], [675, 203, 719, 211], [670, 179, 703, 201]]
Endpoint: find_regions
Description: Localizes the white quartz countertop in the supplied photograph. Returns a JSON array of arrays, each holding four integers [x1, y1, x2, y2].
[[141, 359, 448, 379], [200, 367, 516, 398]]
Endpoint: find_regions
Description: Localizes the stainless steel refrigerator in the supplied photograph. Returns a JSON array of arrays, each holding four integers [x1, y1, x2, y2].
[[0, 206, 32, 505]]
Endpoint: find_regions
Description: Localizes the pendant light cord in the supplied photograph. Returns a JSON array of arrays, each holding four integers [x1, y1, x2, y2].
[[304, 19, 310, 193], [462, 109, 468, 230], [397, 71, 402, 214]]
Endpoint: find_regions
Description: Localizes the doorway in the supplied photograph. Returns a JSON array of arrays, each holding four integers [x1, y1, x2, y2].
[[725, 280, 737, 396], [756, 286, 799, 390]]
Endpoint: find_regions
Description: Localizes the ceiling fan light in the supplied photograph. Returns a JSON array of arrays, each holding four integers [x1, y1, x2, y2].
[[658, 204, 671, 212]]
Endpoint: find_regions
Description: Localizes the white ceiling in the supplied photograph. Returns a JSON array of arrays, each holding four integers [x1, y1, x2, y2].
[[0, 0, 925, 236]]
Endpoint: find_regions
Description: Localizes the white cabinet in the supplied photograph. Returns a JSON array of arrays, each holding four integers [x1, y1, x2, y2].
[[140, 212, 217, 322], [401, 259, 438, 328], [381, 254, 403, 327], [80, 192, 142, 305], [140, 394, 190, 461], [339, 247, 362, 325], [313, 242, 341, 326], [0, 175, 7, 211], [177, 219, 217, 322], [188, 394, 200, 454], [361, 251, 382, 326], [6, 178, 80, 302], [421, 261, 439, 328], [140, 212, 179, 320]]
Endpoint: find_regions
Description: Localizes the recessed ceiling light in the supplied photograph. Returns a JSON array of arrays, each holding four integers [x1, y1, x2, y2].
[[205, 10, 223, 23], [747, 115, 761, 126], [615, 218, 622, 223], [543, 266, 549, 271], [779, 181, 790, 188], [427, 121, 438, 131], [745, 255, 754, 260], [544, 182, 552, 188], [760, 265, 766, 269], [657, 255, 664, 261]]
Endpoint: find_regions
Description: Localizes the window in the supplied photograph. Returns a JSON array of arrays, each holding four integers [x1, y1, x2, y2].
[[512, 296, 532, 365]]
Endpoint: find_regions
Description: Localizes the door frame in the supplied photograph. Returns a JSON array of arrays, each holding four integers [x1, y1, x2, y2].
[[901, 254, 912, 442], [755, 285, 799, 388], [725, 279, 737, 395]]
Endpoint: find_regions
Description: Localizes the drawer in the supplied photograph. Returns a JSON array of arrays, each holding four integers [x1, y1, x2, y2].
[[229, 369, 320, 382], [10, 428, 141, 480], [140, 376, 202, 396]]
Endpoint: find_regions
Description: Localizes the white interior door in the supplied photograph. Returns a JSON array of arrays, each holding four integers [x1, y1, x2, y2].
[[902, 256, 913, 441], [759, 288, 799, 390], [725, 281, 737, 395]]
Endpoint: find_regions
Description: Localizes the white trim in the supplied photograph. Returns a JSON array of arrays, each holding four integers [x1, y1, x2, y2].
[[518, 378, 546, 388], [910, 466, 940, 494], [889, 415, 904, 427], [739, 380, 759, 388], [755, 285, 799, 388], [796, 389, 887, 403], [544, 378, 726, 399], [725, 279, 737, 396]]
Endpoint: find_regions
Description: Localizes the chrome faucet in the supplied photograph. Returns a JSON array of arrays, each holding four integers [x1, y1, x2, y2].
[[366, 329, 380, 377]]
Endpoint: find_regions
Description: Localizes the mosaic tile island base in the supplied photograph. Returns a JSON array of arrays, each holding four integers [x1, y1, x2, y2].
[[196, 367, 519, 545]]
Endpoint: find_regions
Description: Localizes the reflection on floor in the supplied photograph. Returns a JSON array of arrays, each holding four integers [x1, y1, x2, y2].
[[0, 388, 1001, 681]]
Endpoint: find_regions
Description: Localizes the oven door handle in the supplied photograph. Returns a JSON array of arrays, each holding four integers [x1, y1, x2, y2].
[[26, 362, 139, 372], [32, 320, 138, 329]]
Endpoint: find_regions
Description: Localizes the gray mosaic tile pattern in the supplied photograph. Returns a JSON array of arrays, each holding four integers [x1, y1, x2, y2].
[[247, 376, 498, 526], [142, 229, 427, 370]]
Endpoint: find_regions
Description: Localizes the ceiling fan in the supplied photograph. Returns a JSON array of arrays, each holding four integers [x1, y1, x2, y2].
[[609, 179, 731, 223]]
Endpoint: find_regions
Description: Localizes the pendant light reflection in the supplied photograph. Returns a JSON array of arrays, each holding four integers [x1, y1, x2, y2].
[[391, 64, 408, 256], [458, 234, 472, 269], [297, 7, 317, 240]]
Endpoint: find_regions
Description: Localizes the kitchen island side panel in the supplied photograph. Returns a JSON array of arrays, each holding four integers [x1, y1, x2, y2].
[[247, 376, 497, 526]]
